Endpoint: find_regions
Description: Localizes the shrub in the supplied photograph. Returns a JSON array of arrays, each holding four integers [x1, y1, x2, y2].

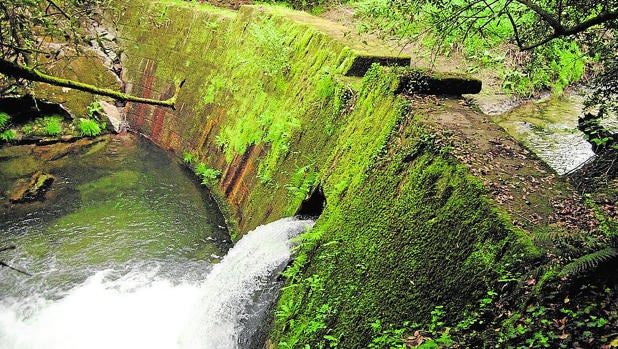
[[200, 168, 221, 184], [87, 101, 103, 118], [78, 118, 101, 137]]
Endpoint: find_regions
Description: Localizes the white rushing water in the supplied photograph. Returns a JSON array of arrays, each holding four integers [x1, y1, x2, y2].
[[0, 218, 313, 349]]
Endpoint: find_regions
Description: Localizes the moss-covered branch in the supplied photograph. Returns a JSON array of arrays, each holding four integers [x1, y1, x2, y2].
[[0, 59, 182, 109]]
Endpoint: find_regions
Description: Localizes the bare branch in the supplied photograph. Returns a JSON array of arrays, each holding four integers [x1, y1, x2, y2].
[[516, 10, 618, 50], [514, 0, 565, 33], [506, 10, 524, 49], [46, 0, 71, 20], [0, 260, 32, 276]]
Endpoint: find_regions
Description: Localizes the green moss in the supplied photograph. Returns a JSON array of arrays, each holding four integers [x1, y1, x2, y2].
[[267, 68, 517, 348], [104, 2, 583, 347], [273, 150, 509, 347]]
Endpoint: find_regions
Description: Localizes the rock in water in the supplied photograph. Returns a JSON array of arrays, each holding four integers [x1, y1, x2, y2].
[[99, 101, 126, 133], [9, 171, 55, 203]]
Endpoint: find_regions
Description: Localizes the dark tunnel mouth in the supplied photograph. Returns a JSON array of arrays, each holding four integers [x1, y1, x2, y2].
[[295, 184, 326, 219]]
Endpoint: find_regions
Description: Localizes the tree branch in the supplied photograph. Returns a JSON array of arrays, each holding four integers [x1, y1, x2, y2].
[[510, 0, 618, 50], [514, 0, 565, 33], [516, 11, 618, 50], [0, 260, 32, 276], [506, 10, 524, 49], [0, 59, 183, 109], [0, 246, 31, 277], [567, 11, 618, 37], [46, 0, 71, 20]]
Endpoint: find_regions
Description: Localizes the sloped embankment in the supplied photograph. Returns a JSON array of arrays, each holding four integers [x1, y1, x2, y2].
[[105, 1, 613, 347]]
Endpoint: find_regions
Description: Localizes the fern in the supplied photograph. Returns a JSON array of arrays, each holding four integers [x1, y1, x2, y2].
[[0, 112, 9, 129], [560, 247, 618, 277], [532, 229, 572, 248], [79, 118, 101, 137]]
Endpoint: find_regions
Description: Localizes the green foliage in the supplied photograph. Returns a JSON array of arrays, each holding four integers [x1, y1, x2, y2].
[[194, 162, 221, 185], [351, 0, 589, 97], [78, 118, 102, 137], [560, 247, 618, 277], [285, 165, 318, 202], [0, 129, 15, 141], [502, 39, 587, 96], [353, 0, 423, 40], [0, 112, 9, 129], [217, 92, 301, 183], [183, 151, 196, 164], [0, 112, 14, 141], [21, 124, 34, 135], [201, 76, 226, 105], [248, 20, 293, 77], [42, 116, 64, 136], [87, 101, 104, 118], [0, 0, 105, 92], [368, 320, 407, 349]]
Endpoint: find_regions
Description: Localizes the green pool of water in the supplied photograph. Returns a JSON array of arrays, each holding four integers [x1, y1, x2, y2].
[[0, 134, 231, 296]]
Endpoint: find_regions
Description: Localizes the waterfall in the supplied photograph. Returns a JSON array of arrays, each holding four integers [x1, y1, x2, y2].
[[0, 218, 314, 349]]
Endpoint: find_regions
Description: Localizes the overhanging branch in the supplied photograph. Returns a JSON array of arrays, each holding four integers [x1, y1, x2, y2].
[[0, 59, 182, 109], [509, 0, 618, 50]]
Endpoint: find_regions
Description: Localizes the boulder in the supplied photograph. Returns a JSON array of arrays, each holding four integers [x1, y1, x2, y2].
[[99, 100, 127, 133], [9, 171, 55, 203]]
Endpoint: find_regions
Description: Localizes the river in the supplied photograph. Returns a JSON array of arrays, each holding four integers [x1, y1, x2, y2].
[[0, 134, 312, 348]]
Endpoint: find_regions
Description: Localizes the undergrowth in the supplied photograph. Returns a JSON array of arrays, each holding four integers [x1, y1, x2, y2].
[[0, 112, 15, 142], [349, 0, 590, 97]]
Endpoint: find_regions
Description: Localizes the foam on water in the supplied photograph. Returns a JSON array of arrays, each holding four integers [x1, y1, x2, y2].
[[0, 218, 313, 349]]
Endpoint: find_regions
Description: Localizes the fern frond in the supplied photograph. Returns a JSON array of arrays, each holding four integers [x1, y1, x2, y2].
[[560, 247, 618, 277], [532, 229, 572, 247]]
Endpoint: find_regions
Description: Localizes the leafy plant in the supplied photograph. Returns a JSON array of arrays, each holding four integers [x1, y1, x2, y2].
[[0, 112, 9, 129], [0, 129, 16, 141], [43, 116, 63, 136], [183, 151, 196, 164], [195, 162, 221, 184], [368, 320, 408, 349], [87, 101, 104, 118], [248, 20, 293, 77], [560, 247, 618, 277], [195, 162, 208, 176], [21, 124, 34, 135], [200, 168, 221, 184], [78, 118, 102, 137], [0, 112, 14, 142]]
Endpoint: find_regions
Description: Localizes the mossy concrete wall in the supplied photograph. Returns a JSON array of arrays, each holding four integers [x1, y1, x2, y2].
[[104, 1, 599, 347], [109, 0, 415, 233]]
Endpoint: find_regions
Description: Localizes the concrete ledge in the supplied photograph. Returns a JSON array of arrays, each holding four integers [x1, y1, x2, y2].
[[345, 54, 411, 77], [395, 70, 482, 95]]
